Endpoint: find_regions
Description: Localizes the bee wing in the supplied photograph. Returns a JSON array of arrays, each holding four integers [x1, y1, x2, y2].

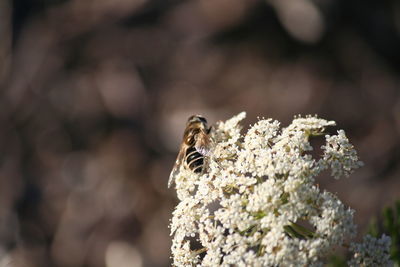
[[195, 130, 212, 156], [168, 145, 186, 188]]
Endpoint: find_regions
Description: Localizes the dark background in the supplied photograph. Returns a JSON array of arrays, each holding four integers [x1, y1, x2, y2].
[[0, 0, 400, 266]]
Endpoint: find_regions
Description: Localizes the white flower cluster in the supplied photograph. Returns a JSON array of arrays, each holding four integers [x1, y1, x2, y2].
[[348, 234, 393, 267], [170, 112, 384, 266]]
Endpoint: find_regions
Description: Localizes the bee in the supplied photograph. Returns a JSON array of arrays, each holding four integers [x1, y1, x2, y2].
[[168, 115, 212, 188]]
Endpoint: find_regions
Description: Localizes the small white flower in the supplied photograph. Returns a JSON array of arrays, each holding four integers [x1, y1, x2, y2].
[[348, 234, 393, 267], [320, 130, 364, 179]]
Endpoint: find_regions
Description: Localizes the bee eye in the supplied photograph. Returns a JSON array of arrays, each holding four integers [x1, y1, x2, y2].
[[198, 116, 207, 124]]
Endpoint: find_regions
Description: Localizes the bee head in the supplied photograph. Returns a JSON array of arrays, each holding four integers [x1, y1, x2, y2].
[[187, 115, 208, 127]]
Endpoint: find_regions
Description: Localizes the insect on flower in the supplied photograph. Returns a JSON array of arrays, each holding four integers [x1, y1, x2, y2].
[[168, 115, 212, 188]]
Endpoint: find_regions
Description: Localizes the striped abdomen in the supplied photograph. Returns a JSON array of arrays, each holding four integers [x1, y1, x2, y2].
[[185, 146, 204, 173]]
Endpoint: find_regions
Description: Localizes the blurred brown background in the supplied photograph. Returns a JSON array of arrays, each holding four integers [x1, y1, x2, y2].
[[0, 0, 400, 266]]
